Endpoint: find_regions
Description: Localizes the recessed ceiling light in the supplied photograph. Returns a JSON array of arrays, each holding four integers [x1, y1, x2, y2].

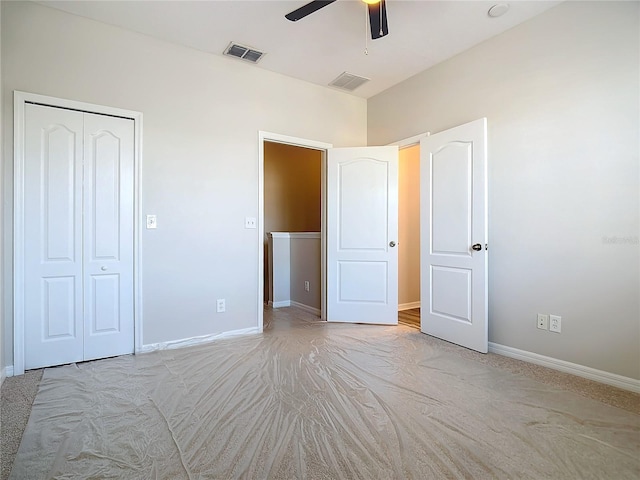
[[488, 4, 510, 18]]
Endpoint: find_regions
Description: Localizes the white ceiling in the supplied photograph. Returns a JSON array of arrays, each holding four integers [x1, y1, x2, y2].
[[37, 0, 562, 98]]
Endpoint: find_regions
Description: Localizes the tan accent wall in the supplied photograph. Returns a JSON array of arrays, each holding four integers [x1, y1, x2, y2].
[[264, 142, 321, 302], [264, 142, 321, 234], [398, 145, 420, 307]]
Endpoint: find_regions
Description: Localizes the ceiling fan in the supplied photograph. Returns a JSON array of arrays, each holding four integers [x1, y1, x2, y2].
[[285, 0, 389, 40]]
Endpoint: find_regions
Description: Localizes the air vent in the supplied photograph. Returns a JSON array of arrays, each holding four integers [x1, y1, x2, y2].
[[223, 42, 265, 64], [328, 72, 370, 92]]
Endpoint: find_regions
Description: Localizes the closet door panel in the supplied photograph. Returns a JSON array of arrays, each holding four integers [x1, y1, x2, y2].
[[24, 104, 84, 369], [82, 113, 135, 361]]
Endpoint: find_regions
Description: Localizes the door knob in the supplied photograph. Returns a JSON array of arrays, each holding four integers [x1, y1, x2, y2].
[[389, 241, 396, 247], [471, 244, 482, 251], [101, 266, 108, 271]]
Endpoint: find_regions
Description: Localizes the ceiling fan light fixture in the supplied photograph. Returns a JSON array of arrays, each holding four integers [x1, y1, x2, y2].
[[285, 0, 388, 40]]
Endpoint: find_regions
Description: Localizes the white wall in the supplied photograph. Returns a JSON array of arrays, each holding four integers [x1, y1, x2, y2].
[[0, 1, 4, 383], [1, 1, 366, 366], [267, 233, 291, 307], [369, 1, 639, 379], [290, 234, 321, 311]]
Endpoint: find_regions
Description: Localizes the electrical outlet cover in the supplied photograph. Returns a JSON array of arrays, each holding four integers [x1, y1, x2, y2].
[[549, 315, 561, 333], [537, 314, 549, 330]]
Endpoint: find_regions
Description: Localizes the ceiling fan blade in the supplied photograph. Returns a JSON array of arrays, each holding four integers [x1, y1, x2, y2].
[[285, 0, 338, 22], [368, 0, 389, 40]]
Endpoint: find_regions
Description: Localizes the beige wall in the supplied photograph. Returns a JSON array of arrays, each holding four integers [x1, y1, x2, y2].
[[2, 1, 366, 365], [369, 1, 639, 379], [398, 145, 420, 307]]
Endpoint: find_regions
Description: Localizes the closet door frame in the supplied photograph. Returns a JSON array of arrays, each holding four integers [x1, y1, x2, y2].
[[13, 91, 143, 376]]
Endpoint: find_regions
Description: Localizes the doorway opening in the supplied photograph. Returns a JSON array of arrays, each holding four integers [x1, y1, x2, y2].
[[397, 143, 421, 329], [263, 141, 323, 324], [259, 133, 407, 329], [257, 132, 332, 331]]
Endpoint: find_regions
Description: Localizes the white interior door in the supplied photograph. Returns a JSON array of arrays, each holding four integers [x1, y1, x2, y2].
[[326, 146, 398, 324], [82, 113, 135, 361], [24, 104, 85, 369], [420, 118, 488, 353], [23, 104, 134, 369]]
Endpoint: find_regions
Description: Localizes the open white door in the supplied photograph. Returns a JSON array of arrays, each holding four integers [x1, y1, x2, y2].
[[326, 146, 399, 324], [420, 119, 488, 353]]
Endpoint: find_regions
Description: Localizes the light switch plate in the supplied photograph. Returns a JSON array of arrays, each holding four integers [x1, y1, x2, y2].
[[245, 217, 257, 229], [146, 215, 157, 229], [216, 299, 226, 313]]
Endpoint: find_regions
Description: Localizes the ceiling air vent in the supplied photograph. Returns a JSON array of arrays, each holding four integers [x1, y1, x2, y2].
[[329, 72, 370, 92], [223, 42, 265, 64]]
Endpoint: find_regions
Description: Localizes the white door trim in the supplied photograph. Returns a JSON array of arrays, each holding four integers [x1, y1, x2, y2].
[[13, 91, 143, 376], [258, 132, 332, 330], [387, 132, 430, 149]]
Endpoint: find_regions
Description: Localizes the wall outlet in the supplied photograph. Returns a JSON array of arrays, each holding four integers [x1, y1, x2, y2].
[[245, 217, 256, 229], [304, 281, 310, 292], [216, 299, 226, 313], [537, 314, 549, 330], [549, 315, 561, 333]]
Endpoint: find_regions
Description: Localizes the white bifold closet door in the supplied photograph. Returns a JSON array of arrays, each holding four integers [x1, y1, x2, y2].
[[24, 103, 134, 370]]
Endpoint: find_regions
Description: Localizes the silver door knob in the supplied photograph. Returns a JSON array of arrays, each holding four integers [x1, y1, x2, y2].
[[471, 244, 482, 251], [389, 241, 396, 247], [101, 266, 108, 271]]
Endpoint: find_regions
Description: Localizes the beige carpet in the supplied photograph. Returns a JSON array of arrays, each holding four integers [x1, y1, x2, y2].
[[1, 369, 43, 480], [4, 307, 640, 478]]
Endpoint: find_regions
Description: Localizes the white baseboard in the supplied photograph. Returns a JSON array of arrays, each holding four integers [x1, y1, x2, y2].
[[290, 301, 321, 316], [489, 342, 640, 393], [399, 301, 421, 311], [1, 365, 15, 382], [271, 300, 291, 308], [139, 327, 261, 354]]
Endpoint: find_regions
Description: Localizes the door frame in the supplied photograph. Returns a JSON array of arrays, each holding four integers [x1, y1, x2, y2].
[[13, 91, 143, 376], [388, 132, 430, 149], [257, 132, 332, 330], [389, 132, 430, 313]]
